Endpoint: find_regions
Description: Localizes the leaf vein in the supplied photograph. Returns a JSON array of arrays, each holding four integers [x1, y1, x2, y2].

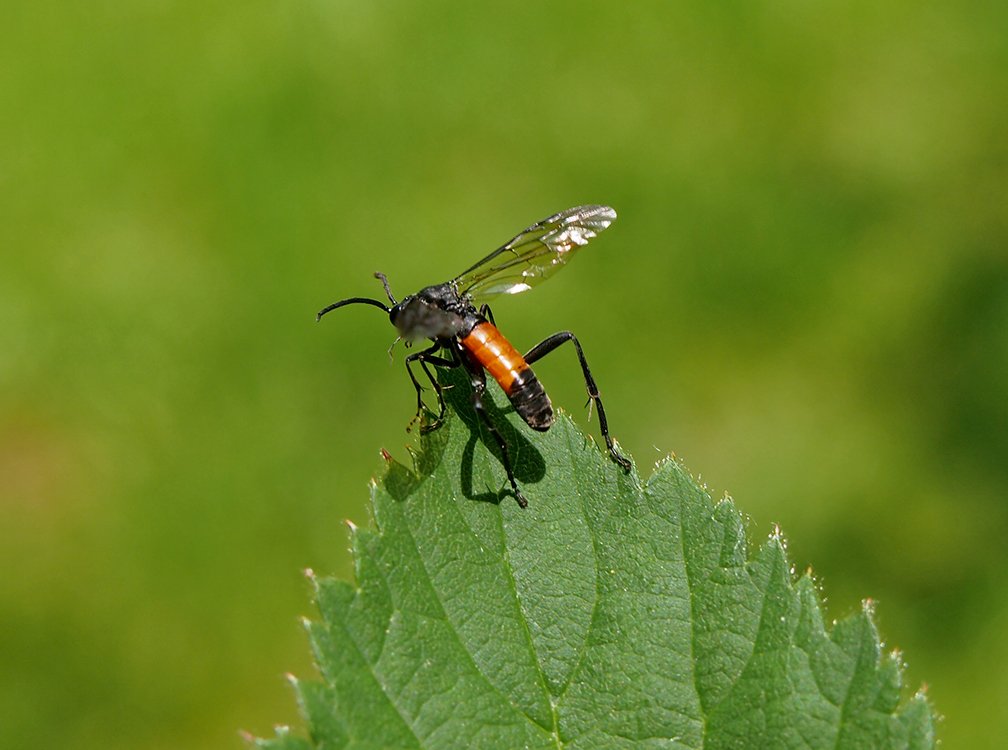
[[675, 475, 706, 745], [397, 457, 548, 732], [497, 509, 563, 739], [550, 423, 604, 744]]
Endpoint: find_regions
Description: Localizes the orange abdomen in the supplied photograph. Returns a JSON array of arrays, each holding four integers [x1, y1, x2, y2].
[[460, 322, 529, 394]]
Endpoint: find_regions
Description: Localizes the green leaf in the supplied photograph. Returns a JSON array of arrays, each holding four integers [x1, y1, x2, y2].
[[256, 367, 936, 749]]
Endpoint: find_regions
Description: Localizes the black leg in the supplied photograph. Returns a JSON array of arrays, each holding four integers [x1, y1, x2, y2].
[[418, 347, 459, 434], [462, 350, 528, 508], [404, 343, 457, 432], [524, 332, 631, 471], [479, 303, 496, 327]]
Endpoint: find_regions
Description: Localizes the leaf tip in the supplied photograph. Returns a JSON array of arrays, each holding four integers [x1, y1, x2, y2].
[[770, 522, 789, 551], [652, 451, 675, 471]]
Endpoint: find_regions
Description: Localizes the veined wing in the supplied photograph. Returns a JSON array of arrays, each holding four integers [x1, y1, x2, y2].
[[453, 205, 617, 300]]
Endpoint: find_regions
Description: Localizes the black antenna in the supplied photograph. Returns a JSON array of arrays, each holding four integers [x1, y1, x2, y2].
[[316, 297, 390, 322], [317, 271, 399, 321], [373, 272, 397, 304]]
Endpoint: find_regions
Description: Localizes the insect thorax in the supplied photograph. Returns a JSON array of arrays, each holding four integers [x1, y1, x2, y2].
[[390, 283, 474, 340]]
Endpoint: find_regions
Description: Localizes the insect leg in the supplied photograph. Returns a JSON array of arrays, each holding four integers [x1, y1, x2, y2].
[[416, 346, 460, 434], [523, 332, 632, 471], [462, 350, 528, 508], [404, 343, 454, 433], [478, 303, 496, 326]]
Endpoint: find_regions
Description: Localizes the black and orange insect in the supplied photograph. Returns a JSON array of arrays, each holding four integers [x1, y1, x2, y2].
[[317, 204, 631, 507]]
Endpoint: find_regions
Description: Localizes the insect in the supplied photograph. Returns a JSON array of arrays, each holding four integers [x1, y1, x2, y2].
[[317, 204, 631, 508]]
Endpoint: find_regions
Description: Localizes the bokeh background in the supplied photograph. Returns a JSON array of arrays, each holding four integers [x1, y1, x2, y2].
[[3, 1, 1006, 747]]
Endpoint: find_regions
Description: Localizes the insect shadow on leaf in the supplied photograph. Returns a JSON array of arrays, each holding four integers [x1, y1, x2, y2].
[[382, 366, 545, 505], [438, 365, 546, 505]]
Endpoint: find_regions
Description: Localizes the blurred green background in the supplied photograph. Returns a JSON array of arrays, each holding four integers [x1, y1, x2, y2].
[[2, 1, 1005, 747]]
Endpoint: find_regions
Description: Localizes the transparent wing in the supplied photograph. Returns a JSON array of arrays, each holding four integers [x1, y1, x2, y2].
[[453, 204, 617, 300]]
